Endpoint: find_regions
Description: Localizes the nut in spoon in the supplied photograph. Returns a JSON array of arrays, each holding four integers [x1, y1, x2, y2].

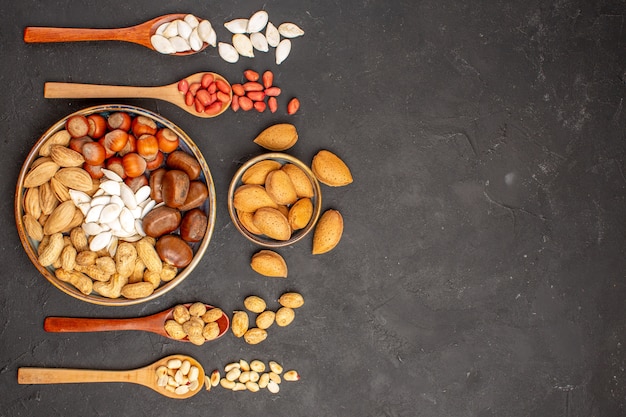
[[43, 72, 233, 118], [44, 303, 230, 343], [18, 354, 204, 399], [23, 14, 209, 56]]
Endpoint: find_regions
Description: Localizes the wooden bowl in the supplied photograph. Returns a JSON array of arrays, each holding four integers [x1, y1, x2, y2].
[[15, 104, 216, 306], [228, 152, 322, 248]]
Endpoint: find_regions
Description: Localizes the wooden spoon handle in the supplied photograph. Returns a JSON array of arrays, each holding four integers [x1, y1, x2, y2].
[[18, 367, 133, 385], [24, 26, 140, 44], [44, 82, 168, 101], [44, 316, 162, 334]]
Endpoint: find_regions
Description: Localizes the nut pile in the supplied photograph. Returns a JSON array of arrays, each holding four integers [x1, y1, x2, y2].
[[156, 358, 202, 395], [218, 10, 304, 65], [230, 69, 300, 115], [151, 14, 216, 54], [21, 110, 211, 299], [231, 293, 304, 345], [164, 303, 224, 345], [206, 359, 299, 393]]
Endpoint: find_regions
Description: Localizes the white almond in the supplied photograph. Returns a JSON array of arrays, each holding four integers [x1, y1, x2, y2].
[[250, 32, 269, 52], [151, 35, 175, 54], [265, 22, 280, 47], [218, 42, 239, 63], [232, 34, 254, 57], [197, 20, 213, 43], [224, 18, 248, 34], [189, 29, 203, 51], [247, 10, 269, 33], [275, 39, 291, 65], [278, 22, 305, 38], [169, 36, 191, 53], [99, 180, 120, 196], [89, 231, 112, 252], [163, 21, 180, 38], [184, 14, 200, 28], [101, 168, 123, 182], [177, 20, 193, 40], [134, 185, 151, 205]]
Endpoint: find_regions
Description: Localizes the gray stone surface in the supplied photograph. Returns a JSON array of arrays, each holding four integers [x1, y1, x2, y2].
[[1, 0, 625, 416]]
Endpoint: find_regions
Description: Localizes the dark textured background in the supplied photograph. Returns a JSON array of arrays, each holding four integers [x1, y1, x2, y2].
[[1, 0, 625, 416]]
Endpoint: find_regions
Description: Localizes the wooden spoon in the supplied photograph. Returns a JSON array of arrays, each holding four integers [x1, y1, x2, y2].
[[18, 354, 204, 399], [43, 72, 232, 118], [23, 14, 208, 56], [44, 303, 230, 342]]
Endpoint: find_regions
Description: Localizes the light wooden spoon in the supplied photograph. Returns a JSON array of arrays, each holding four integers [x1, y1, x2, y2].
[[23, 14, 208, 56], [44, 303, 230, 342], [44, 72, 232, 118], [18, 354, 204, 399]]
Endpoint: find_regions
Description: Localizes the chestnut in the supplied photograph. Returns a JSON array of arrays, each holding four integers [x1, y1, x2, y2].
[[180, 209, 208, 242], [149, 168, 166, 203], [142, 206, 182, 238], [156, 235, 193, 268], [162, 169, 190, 208], [166, 150, 201, 180], [178, 181, 208, 211]]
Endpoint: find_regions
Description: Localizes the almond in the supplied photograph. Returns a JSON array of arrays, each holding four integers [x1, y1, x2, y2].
[[281, 163, 314, 198], [50, 177, 71, 202], [288, 198, 313, 231], [312, 209, 344, 254], [250, 250, 288, 277], [43, 200, 76, 235], [252, 123, 298, 151], [23, 213, 44, 241], [39, 181, 59, 215], [233, 184, 278, 212], [23, 186, 42, 219], [265, 170, 298, 205], [252, 207, 291, 241], [23, 160, 60, 188], [237, 210, 263, 234], [242, 160, 282, 185], [54, 167, 94, 192], [49, 145, 85, 167], [311, 150, 353, 187]]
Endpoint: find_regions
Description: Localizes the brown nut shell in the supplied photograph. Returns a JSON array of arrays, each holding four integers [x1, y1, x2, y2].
[[288, 198, 313, 231], [161, 169, 190, 208], [265, 170, 298, 205], [179, 209, 208, 242], [312, 209, 344, 254], [252, 207, 291, 241], [311, 150, 353, 187], [250, 250, 288, 278], [233, 184, 278, 212], [142, 206, 182, 238], [178, 181, 208, 212], [149, 167, 166, 203], [252, 124, 298, 151], [166, 150, 201, 180], [155, 234, 193, 268], [281, 163, 315, 198], [242, 160, 282, 185]]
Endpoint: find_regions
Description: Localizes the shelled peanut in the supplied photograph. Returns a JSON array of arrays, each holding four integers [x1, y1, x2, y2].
[[231, 292, 303, 344], [206, 359, 299, 393], [177, 72, 232, 115], [155, 358, 202, 395], [230, 69, 299, 115], [21, 110, 211, 299], [164, 303, 224, 345]]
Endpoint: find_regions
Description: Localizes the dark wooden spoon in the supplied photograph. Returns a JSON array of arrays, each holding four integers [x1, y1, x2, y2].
[[23, 14, 208, 56], [44, 303, 229, 342]]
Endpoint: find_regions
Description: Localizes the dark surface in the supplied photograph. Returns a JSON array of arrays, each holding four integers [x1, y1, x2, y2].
[[1, 0, 625, 416]]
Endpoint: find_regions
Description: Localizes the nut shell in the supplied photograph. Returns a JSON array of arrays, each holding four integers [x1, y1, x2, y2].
[[250, 250, 288, 277], [311, 150, 353, 187], [312, 209, 344, 254], [252, 123, 298, 151]]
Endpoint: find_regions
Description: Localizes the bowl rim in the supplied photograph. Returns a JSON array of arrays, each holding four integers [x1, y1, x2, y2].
[[15, 104, 217, 306], [227, 152, 322, 248]]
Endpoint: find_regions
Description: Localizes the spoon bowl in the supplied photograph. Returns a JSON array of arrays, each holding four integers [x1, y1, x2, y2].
[[18, 354, 204, 399], [24, 14, 209, 56], [43, 72, 232, 118], [44, 303, 230, 343]]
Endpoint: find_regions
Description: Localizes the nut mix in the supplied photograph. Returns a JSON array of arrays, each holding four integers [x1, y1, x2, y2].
[[205, 359, 299, 393], [20, 109, 211, 300]]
